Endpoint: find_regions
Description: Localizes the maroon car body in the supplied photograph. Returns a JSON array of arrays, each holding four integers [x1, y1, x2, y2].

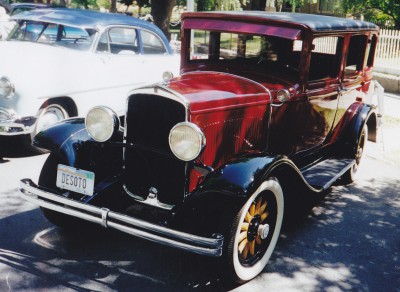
[[20, 12, 383, 285]]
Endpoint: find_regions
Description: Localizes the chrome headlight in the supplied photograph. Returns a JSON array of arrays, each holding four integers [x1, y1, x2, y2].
[[169, 122, 206, 161], [0, 77, 15, 99], [85, 106, 120, 142]]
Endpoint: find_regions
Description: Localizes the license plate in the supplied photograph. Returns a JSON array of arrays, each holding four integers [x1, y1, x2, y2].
[[56, 164, 95, 196]]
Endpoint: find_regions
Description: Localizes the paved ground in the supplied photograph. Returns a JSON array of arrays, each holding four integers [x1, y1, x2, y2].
[[0, 93, 399, 291]]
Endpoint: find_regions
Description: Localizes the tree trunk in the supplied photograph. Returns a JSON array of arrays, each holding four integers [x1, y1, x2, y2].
[[151, 0, 176, 41], [110, 0, 117, 13]]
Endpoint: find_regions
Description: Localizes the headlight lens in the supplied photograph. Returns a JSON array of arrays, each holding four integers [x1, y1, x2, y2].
[[0, 77, 15, 99], [85, 106, 120, 142], [169, 122, 206, 161]]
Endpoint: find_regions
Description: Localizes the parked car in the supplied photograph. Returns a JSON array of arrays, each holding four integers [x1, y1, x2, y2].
[[0, 8, 179, 151], [20, 12, 383, 284]]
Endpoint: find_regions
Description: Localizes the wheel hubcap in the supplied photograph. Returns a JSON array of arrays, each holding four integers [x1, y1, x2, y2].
[[37, 106, 66, 133]]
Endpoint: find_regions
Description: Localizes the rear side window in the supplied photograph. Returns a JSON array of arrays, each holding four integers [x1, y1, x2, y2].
[[141, 30, 166, 54], [345, 34, 368, 74], [309, 36, 342, 81], [366, 34, 377, 68]]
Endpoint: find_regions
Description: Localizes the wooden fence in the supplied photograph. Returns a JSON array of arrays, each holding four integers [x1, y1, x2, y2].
[[375, 29, 400, 72]]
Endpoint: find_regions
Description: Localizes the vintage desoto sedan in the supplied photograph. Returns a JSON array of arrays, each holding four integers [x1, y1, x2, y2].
[[20, 12, 383, 284], [0, 8, 179, 151]]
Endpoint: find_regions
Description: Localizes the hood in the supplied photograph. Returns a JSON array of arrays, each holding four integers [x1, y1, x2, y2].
[[167, 71, 271, 113]]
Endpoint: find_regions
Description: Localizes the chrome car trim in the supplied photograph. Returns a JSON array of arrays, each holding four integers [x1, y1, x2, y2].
[[126, 85, 190, 120], [169, 122, 206, 162], [122, 184, 175, 210], [0, 77, 15, 99], [20, 179, 223, 257], [0, 115, 36, 135]]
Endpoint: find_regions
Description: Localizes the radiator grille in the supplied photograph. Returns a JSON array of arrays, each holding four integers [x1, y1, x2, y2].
[[123, 94, 186, 205]]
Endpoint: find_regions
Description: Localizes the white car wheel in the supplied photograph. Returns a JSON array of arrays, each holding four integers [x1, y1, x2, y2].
[[225, 178, 284, 283], [35, 103, 69, 135]]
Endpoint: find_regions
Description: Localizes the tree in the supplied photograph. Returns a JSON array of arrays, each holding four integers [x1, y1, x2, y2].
[[151, 0, 176, 41], [343, 0, 400, 28]]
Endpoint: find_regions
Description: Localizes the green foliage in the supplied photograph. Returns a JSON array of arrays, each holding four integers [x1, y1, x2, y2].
[[342, 0, 400, 28], [97, 0, 111, 9], [71, 0, 98, 9]]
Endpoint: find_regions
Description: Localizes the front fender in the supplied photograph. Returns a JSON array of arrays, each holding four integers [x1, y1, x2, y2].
[[173, 153, 309, 234], [33, 118, 91, 167]]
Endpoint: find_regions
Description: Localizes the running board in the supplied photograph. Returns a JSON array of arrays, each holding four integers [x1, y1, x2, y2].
[[302, 158, 355, 190]]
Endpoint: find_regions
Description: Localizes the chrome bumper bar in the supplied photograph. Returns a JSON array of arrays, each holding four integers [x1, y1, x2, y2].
[[0, 117, 36, 135], [19, 179, 223, 257]]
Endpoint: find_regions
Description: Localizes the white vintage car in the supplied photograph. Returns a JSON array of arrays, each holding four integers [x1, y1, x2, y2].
[[0, 8, 180, 150]]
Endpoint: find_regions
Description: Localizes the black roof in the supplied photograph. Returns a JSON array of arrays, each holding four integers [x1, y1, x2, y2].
[[185, 11, 379, 32]]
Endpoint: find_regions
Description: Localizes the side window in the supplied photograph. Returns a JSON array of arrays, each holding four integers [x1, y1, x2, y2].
[[366, 34, 377, 68], [190, 30, 210, 60], [141, 30, 166, 54], [103, 27, 138, 55], [345, 34, 368, 75], [96, 32, 110, 53], [309, 36, 342, 81]]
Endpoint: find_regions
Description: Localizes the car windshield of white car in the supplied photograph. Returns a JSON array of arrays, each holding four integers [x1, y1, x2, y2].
[[8, 20, 96, 51]]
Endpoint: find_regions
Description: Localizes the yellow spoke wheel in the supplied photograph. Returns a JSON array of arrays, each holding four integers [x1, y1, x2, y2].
[[224, 178, 284, 283]]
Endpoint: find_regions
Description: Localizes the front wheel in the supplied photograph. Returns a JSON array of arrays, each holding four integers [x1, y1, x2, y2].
[[23, 103, 69, 154], [223, 178, 284, 283]]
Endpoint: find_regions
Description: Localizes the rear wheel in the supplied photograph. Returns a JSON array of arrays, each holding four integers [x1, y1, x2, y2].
[[342, 125, 368, 184], [223, 178, 284, 283]]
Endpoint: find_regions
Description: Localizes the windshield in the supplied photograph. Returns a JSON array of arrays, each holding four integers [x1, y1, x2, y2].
[[188, 29, 301, 80], [8, 20, 97, 51]]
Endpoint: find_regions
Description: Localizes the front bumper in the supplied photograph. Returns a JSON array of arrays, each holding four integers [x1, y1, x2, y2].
[[19, 179, 224, 257], [0, 108, 36, 135]]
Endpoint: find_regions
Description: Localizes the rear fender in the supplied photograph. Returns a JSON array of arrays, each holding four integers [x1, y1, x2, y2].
[[335, 103, 377, 156]]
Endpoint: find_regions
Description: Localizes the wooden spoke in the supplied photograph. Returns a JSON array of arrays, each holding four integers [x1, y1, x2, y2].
[[259, 200, 268, 214], [241, 222, 249, 231], [245, 211, 252, 223], [249, 240, 255, 256], [242, 243, 249, 259], [249, 203, 255, 216], [238, 231, 247, 243], [261, 211, 269, 222], [255, 197, 263, 215], [238, 238, 248, 253], [256, 235, 262, 245]]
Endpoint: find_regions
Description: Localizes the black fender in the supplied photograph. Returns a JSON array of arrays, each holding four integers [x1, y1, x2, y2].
[[173, 153, 319, 234], [33, 118, 91, 167], [335, 103, 377, 156], [33, 118, 124, 178]]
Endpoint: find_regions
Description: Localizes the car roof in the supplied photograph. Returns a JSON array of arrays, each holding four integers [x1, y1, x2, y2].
[[182, 11, 379, 32], [11, 3, 50, 9], [10, 8, 158, 31]]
